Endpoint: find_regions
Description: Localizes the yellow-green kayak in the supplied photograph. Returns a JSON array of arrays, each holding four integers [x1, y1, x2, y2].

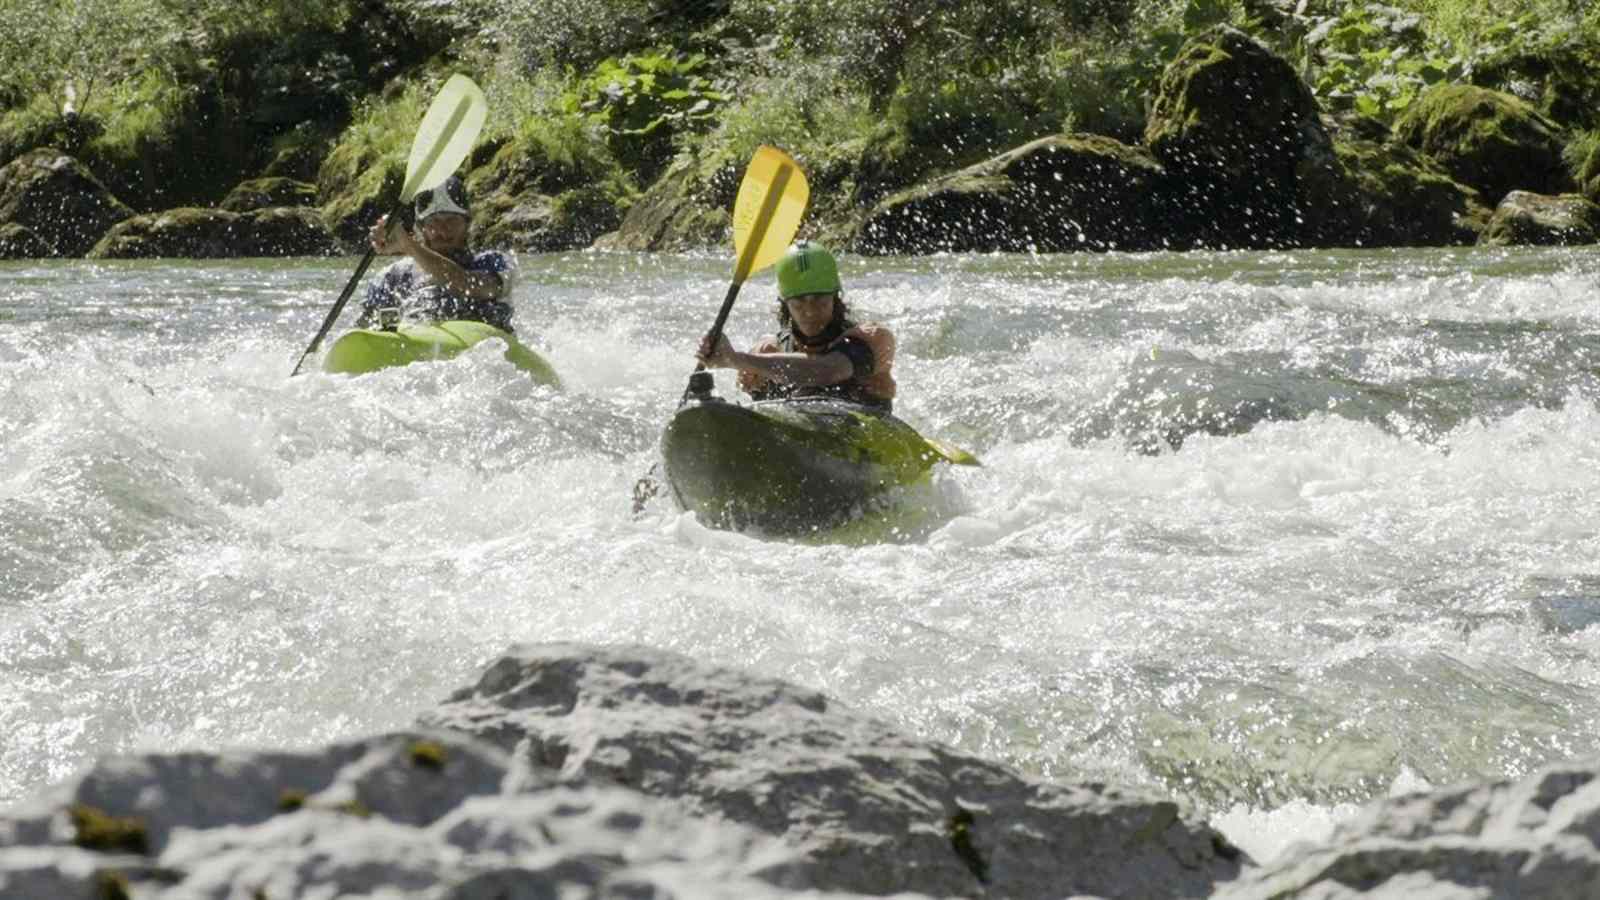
[[661, 396, 977, 533], [322, 320, 559, 385]]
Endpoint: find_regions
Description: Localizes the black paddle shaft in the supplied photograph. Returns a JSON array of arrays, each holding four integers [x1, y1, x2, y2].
[[289, 199, 407, 377], [682, 280, 744, 403]]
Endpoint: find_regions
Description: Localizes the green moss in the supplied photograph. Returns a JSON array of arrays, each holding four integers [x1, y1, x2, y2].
[[277, 788, 308, 812], [946, 809, 989, 885], [69, 804, 149, 855], [95, 871, 132, 900], [1566, 128, 1600, 200], [409, 740, 448, 771], [333, 799, 372, 818]]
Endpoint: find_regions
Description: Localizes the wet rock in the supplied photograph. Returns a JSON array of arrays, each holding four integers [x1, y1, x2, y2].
[[88, 207, 340, 258], [0, 222, 52, 259], [468, 141, 622, 251], [219, 176, 319, 213], [852, 134, 1165, 254], [594, 152, 740, 251], [420, 642, 1245, 899], [1395, 84, 1571, 207], [0, 149, 134, 257], [1326, 138, 1489, 246], [0, 731, 819, 900], [1217, 757, 1600, 898], [1143, 26, 1334, 249], [1479, 190, 1600, 246], [317, 140, 402, 250]]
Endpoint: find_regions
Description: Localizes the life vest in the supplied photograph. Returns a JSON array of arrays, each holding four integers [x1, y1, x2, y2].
[[738, 320, 897, 408]]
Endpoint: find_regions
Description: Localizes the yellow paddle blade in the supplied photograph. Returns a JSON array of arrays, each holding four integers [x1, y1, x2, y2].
[[730, 145, 809, 284], [401, 74, 489, 201]]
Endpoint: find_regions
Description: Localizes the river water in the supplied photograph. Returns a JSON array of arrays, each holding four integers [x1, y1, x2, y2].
[[4, 247, 1600, 864]]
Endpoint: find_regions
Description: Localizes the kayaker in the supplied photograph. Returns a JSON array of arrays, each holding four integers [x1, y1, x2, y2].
[[355, 175, 518, 332], [696, 241, 897, 411]]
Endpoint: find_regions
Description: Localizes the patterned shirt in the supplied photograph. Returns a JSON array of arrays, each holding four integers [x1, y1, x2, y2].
[[358, 249, 518, 332]]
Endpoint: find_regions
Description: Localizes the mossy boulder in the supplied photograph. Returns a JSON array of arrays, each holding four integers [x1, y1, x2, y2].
[[220, 177, 320, 213], [466, 139, 626, 251], [0, 222, 51, 259], [1143, 26, 1334, 249], [1575, 138, 1600, 204], [1478, 191, 1600, 246], [0, 149, 134, 257], [317, 138, 403, 251], [594, 152, 742, 252], [1324, 139, 1489, 246], [473, 186, 623, 252], [1394, 84, 1571, 206], [88, 207, 340, 258], [1470, 42, 1600, 133], [851, 134, 1165, 254]]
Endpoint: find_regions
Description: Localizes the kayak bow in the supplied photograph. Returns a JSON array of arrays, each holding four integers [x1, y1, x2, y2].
[[660, 396, 959, 533], [321, 320, 559, 385]]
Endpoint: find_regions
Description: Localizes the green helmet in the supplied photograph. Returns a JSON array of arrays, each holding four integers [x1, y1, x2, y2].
[[775, 241, 840, 300]]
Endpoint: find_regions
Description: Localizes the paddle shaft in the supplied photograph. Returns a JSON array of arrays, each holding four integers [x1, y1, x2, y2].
[[682, 161, 796, 401], [289, 200, 403, 376], [697, 281, 744, 368]]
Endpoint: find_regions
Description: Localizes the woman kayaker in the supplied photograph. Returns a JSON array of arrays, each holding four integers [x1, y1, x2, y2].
[[355, 175, 519, 333], [696, 241, 897, 411]]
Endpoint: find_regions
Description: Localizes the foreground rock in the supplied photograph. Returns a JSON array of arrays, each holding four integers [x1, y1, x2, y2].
[[1219, 757, 1600, 898], [420, 643, 1244, 898], [0, 643, 1244, 899], [0, 731, 823, 899]]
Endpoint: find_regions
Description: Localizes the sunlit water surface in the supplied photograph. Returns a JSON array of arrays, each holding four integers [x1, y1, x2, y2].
[[4, 248, 1600, 865]]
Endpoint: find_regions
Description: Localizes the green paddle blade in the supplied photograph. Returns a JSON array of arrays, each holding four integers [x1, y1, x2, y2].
[[731, 145, 809, 284], [401, 74, 488, 202]]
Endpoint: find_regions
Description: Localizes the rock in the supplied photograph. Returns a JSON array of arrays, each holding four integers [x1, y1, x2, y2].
[[0, 730, 825, 900], [1395, 84, 1571, 207], [0, 222, 52, 259], [595, 152, 740, 251], [1574, 139, 1600, 205], [852, 134, 1165, 254], [0, 149, 134, 257], [317, 140, 403, 250], [420, 642, 1245, 898], [1143, 26, 1334, 249], [220, 176, 319, 213], [472, 185, 622, 252], [1217, 757, 1600, 898], [1479, 190, 1600, 246], [88, 207, 340, 258], [1327, 138, 1489, 246]]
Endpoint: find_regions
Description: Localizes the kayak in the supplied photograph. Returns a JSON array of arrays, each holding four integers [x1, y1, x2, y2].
[[660, 396, 977, 533], [321, 320, 560, 385]]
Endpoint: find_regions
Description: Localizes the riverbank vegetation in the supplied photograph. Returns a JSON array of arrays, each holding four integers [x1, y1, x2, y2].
[[3, 0, 1598, 233]]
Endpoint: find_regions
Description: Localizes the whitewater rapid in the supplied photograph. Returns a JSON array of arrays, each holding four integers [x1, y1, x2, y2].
[[4, 247, 1599, 864]]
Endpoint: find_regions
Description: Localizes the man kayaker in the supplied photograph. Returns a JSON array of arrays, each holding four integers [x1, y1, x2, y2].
[[696, 241, 896, 411], [355, 174, 518, 332]]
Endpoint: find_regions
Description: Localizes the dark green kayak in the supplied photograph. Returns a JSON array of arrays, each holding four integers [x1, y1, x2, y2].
[[661, 396, 976, 533]]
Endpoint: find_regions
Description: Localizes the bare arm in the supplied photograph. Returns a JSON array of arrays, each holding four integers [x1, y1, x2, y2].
[[697, 334, 853, 385], [369, 216, 503, 300]]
